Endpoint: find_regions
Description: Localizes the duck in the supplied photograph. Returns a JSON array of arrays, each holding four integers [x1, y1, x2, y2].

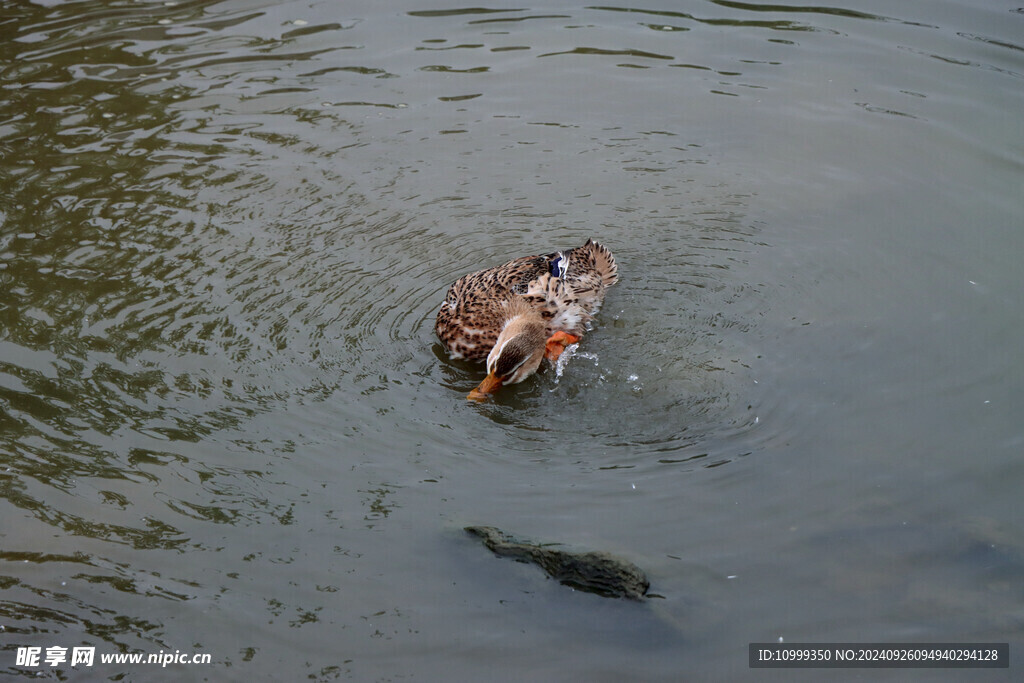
[[436, 239, 618, 400]]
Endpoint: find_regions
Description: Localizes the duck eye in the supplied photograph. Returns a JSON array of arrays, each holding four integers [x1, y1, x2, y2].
[[493, 355, 522, 379], [493, 341, 530, 378]]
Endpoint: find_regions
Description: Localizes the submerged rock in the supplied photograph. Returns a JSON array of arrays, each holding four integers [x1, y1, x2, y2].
[[466, 525, 649, 600]]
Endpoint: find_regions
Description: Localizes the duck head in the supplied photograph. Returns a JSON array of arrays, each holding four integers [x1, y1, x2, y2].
[[467, 313, 546, 401]]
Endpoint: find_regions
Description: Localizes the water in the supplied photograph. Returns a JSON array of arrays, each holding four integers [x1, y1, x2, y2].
[[1, 0, 1022, 680]]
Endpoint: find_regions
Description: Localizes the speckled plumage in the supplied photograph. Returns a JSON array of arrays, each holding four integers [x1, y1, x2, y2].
[[436, 239, 618, 360]]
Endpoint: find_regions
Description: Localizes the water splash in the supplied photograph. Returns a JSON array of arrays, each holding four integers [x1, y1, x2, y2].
[[552, 344, 580, 381], [551, 346, 605, 388]]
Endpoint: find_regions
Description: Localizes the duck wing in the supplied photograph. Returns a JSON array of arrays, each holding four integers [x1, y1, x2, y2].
[[436, 241, 617, 356], [436, 254, 552, 359]]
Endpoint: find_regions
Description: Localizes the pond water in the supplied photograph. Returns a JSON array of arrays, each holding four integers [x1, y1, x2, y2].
[[1, 0, 1022, 680]]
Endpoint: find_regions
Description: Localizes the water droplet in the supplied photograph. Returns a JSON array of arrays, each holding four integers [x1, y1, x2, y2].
[[293, 19, 308, 26]]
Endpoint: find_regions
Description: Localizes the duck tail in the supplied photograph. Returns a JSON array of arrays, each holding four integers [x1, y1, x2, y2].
[[584, 238, 618, 287]]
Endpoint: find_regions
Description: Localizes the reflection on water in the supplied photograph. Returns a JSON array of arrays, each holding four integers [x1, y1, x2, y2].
[[2, 0, 1022, 679]]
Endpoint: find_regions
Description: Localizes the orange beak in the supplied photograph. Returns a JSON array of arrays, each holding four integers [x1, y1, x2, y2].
[[468, 371, 503, 401]]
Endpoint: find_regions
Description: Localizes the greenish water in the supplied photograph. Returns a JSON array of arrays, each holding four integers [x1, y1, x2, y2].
[[1, 0, 1022, 680]]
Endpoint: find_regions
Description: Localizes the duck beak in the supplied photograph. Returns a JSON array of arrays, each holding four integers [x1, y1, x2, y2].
[[468, 371, 503, 401]]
